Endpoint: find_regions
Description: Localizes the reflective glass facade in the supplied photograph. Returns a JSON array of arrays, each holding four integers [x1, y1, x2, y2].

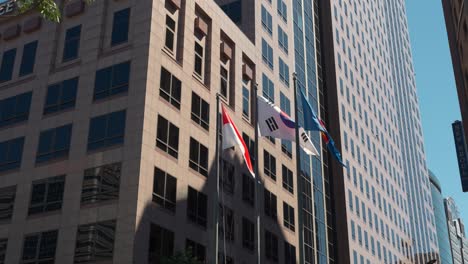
[[429, 171, 453, 264]]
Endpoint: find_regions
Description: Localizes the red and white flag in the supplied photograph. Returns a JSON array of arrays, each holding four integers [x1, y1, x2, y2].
[[222, 105, 255, 177]]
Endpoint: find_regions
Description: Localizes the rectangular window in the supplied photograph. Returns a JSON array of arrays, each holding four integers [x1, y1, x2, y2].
[[264, 189, 277, 219], [93, 61, 130, 100], [0, 136, 24, 173], [220, 62, 230, 101], [279, 58, 290, 86], [263, 150, 276, 181], [191, 92, 210, 130], [87, 110, 126, 151], [44, 77, 78, 115], [160, 67, 181, 109], [282, 165, 293, 194], [278, 26, 288, 53], [0, 48, 16, 82], [63, 25, 81, 62], [283, 202, 295, 231], [111, 8, 130, 46], [262, 74, 275, 102], [0, 238, 6, 264], [242, 80, 250, 119], [189, 138, 208, 177], [242, 173, 255, 206], [0, 185, 16, 222], [74, 220, 116, 263], [22, 230, 58, 263], [0, 92, 32, 128], [36, 124, 72, 163], [28, 175, 65, 215], [194, 24, 207, 81], [242, 217, 255, 251], [261, 39, 273, 69], [156, 115, 179, 158], [280, 93, 292, 157], [242, 133, 255, 167], [277, 0, 287, 21], [219, 205, 234, 241], [261, 6, 272, 34], [164, 0, 180, 55], [265, 230, 278, 262], [19, 41, 38, 76], [221, 160, 235, 194], [153, 167, 176, 212], [81, 162, 121, 205], [149, 224, 174, 263], [284, 241, 296, 264], [187, 186, 207, 227], [186, 239, 206, 263]]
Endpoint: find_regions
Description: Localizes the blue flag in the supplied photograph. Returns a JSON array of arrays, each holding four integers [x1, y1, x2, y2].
[[301, 89, 346, 167], [300, 90, 326, 132]]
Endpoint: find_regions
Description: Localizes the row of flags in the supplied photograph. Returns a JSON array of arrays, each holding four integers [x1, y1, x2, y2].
[[221, 92, 345, 178]]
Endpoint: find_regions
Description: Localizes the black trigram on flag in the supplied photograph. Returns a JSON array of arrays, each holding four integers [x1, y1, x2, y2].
[[265, 117, 279, 132], [301, 132, 309, 143]]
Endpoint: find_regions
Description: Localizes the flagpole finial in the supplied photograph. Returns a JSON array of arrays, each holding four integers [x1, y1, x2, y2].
[[292, 72, 297, 81], [254, 83, 259, 92]]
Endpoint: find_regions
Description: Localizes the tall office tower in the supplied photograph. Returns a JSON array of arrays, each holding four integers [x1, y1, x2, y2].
[[442, 0, 468, 150], [0, 0, 318, 263], [444, 197, 468, 264], [429, 171, 454, 264], [320, 0, 439, 263], [384, 0, 440, 262], [452, 120, 468, 192], [217, 0, 338, 263]]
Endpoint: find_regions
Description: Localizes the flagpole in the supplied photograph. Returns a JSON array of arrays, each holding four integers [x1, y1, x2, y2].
[[214, 94, 221, 264], [293, 73, 305, 264], [254, 84, 261, 264]]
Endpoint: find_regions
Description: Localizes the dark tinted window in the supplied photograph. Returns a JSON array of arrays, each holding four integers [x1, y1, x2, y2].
[[265, 230, 278, 262], [220, 1, 242, 24], [156, 115, 179, 158], [111, 8, 130, 46], [36, 124, 72, 163], [0, 185, 16, 222], [263, 150, 276, 181], [19, 41, 38, 76], [282, 165, 294, 194], [148, 224, 174, 263], [44, 77, 78, 115], [264, 189, 277, 219], [191, 92, 210, 130], [242, 217, 254, 251], [153, 167, 176, 212], [0, 238, 7, 264], [74, 220, 116, 263], [0, 137, 24, 172], [189, 138, 208, 177], [29, 175, 65, 215], [159, 67, 181, 109], [0, 92, 32, 127], [81, 163, 121, 205], [283, 202, 295, 231], [185, 239, 206, 263], [94, 61, 130, 100], [87, 110, 126, 151], [0, 49, 16, 82], [242, 173, 255, 206], [22, 230, 58, 263], [187, 186, 207, 227], [284, 241, 296, 264], [63, 25, 81, 62]]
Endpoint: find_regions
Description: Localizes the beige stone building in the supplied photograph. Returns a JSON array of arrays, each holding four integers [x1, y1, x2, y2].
[[0, 0, 303, 263]]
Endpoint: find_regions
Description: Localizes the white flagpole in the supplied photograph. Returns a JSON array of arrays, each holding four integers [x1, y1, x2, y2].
[[214, 94, 221, 264], [293, 73, 305, 264], [254, 84, 262, 264]]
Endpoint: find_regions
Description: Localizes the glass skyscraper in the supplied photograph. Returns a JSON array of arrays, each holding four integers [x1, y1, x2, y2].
[[429, 171, 453, 264]]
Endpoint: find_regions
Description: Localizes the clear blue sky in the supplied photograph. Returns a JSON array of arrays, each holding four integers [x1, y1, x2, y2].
[[406, 1, 467, 221]]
